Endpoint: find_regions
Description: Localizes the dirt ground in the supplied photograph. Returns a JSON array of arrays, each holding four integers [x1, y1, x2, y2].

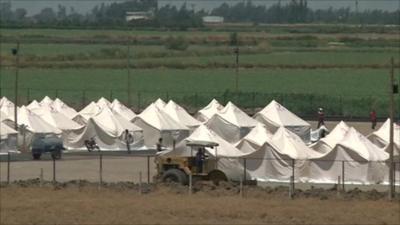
[[0, 181, 399, 225]]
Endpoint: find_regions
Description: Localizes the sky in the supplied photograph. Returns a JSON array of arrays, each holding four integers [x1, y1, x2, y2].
[[6, 0, 400, 16]]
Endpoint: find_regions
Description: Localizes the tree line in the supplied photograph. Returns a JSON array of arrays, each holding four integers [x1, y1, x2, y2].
[[0, 0, 398, 28]]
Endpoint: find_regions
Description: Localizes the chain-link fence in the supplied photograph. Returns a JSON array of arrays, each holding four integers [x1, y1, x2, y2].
[[1, 152, 399, 197]]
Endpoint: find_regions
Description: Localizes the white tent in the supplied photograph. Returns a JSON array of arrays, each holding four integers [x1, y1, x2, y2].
[[132, 103, 189, 148], [235, 123, 273, 154], [163, 100, 200, 129], [0, 98, 19, 121], [241, 127, 321, 182], [14, 106, 62, 134], [52, 98, 80, 120], [0, 99, 18, 121], [310, 121, 350, 154], [27, 100, 41, 111], [40, 96, 54, 106], [35, 107, 84, 131], [154, 98, 167, 109], [196, 99, 224, 122], [205, 102, 257, 143], [368, 119, 400, 157], [254, 100, 311, 143], [97, 97, 112, 109], [110, 99, 136, 121], [79, 101, 102, 122], [1, 106, 62, 152], [308, 127, 389, 184], [65, 107, 143, 150], [0, 122, 18, 153], [0, 96, 10, 107]]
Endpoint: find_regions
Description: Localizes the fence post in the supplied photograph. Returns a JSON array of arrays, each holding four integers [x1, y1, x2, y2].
[[252, 92, 256, 115], [239, 177, 243, 198], [147, 156, 150, 184], [188, 173, 192, 195], [40, 168, 43, 187], [139, 171, 142, 195], [7, 152, 11, 184], [26, 88, 30, 104], [99, 152, 103, 188], [137, 92, 141, 112], [194, 92, 198, 109], [243, 158, 247, 183], [289, 176, 294, 199], [292, 159, 295, 192], [52, 157, 56, 185], [82, 90, 86, 108], [342, 161, 345, 191]]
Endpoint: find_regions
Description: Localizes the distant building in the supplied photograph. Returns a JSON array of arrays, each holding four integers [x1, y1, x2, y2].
[[202, 16, 224, 24], [125, 11, 154, 21]]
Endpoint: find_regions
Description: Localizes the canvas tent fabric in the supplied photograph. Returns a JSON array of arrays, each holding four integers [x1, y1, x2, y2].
[[254, 100, 311, 143], [97, 97, 112, 109], [310, 121, 350, 154], [240, 127, 320, 182], [15, 106, 62, 134], [27, 100, 41, 111], [0, 122, 18, 153], [235, 123, 273, 154], [196, 99, 224, 122], [0, 99, 18, 121], [65, 107, 143, 150], [79, 101, 102, 121], [163, 100, 200, 129], [40, 96, 53, 106], [154, 98, 167, 109], [132, 103, 189, 148], [35, 108, 84, 131], [205, 102, 257, 143], [368, 119, 400, 157], [52, 98, 80, 120], [307, 127, 389, 184], [110, 99, 136, 121]]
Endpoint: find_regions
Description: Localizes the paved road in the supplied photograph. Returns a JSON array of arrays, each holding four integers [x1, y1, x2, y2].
[[0, 152, 158, 183]]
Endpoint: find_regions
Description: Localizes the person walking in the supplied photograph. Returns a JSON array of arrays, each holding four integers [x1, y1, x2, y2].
[[317, 108, 325, 128], [370, 110, 377, 130]]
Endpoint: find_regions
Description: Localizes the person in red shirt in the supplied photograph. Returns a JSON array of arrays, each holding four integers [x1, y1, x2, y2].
[[317, 108, 325, 128], [370, 110, 377, 129]]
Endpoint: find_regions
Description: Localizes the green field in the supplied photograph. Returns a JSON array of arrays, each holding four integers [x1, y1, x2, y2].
[[0, 27, 399, 118], [1, 67, 398, 117]]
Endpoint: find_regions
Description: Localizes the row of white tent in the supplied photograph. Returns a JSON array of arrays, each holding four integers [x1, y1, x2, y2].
[[0, 96, 313, 149], [1, 96, 399, 184]]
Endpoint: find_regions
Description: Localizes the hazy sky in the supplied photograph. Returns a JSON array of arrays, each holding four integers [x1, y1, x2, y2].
[[7, 0, 400, 16]]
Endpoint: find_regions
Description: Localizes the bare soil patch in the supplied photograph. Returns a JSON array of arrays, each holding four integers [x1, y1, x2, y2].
[[1, 180, 399, 225]]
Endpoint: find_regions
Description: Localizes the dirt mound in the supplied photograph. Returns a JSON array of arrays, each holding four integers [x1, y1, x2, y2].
[[1, 179, 397, 200]]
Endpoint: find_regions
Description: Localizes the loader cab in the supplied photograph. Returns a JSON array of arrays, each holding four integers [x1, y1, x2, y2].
[[155, 141, 227, 185]]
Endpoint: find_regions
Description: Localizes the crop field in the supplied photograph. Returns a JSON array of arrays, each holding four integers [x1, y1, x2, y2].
[[0, 26, 399, 118]]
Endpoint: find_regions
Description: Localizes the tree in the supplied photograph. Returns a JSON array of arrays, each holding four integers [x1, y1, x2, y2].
[[14, 8, 27, 21], [34, 7, 57, 24]]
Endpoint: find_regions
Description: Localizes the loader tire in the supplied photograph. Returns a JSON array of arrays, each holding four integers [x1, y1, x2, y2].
[[162, 169, 188, 185]]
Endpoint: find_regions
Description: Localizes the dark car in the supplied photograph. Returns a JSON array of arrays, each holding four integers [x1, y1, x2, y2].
[[31, 135, 65, 160]]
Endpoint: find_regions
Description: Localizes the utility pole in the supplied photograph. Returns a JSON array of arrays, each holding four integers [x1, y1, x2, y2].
[[127, 42, 131, 107], [12, 41, 20, 130], [388, 57, 396, 199], [234, 46, 239, 92]]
